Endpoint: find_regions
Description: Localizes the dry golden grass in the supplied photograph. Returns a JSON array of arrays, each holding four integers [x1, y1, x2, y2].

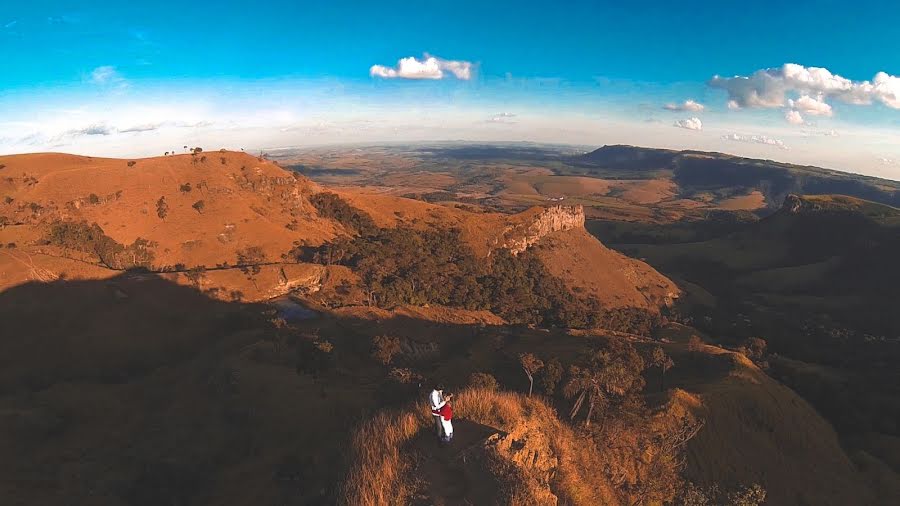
[[341, 388, 620, 506], [341, 409, 430, 506]]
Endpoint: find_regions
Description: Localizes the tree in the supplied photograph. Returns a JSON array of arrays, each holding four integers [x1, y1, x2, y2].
[[371, 335, 402, 365], [236, 246, 267, 289], [192, 200, 205, 214], [184, 265, 206, 287], [650, 346, 675, 391], [744, 337, 767, 361], [519, 353, 544, 397], [541, 358, 563, 396], [156, 196, 168, 220], [564, 342, 646, 427], [179, 183, 192, 194]]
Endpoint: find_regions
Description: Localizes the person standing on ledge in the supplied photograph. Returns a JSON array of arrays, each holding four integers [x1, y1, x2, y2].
[[437, 393, 454, 445], [429, 383, 446, 440]]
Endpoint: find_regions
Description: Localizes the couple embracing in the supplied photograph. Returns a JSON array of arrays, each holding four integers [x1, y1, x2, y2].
[[429, 383, 454, 444]]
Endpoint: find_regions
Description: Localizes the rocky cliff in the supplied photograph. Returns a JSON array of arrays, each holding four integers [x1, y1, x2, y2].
[[497, 205, 586, 255]]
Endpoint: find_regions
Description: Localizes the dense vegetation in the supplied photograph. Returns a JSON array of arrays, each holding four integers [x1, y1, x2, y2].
[[44, 221, 155, 270], [309, 192, 378, 235], [296, 222, 658, 334]]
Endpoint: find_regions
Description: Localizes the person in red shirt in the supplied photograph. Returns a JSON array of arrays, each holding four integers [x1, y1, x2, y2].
[[437, 393, 453, 443]]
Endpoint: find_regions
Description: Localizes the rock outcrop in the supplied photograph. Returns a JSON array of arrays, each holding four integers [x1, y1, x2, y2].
[[497, 205, 586, 255]]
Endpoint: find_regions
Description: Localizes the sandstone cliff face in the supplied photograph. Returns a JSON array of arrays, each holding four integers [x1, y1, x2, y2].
[[498, 205, 586, 255]]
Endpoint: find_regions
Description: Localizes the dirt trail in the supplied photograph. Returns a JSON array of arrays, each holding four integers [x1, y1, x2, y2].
[[410, 419, 499, 506]]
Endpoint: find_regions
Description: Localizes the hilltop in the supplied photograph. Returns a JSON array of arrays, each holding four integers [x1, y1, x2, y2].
[[0, 150, 676, 319], [577, 145, 900, 209]]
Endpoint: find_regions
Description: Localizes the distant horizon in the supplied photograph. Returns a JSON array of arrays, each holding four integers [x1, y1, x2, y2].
[[5, 139, 899, 184], [3, 1, 900, 179]]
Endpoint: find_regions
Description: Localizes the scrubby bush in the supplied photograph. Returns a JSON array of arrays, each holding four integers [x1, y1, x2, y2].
[[468, 372, 499, 390], [156, 196, 168, 219]]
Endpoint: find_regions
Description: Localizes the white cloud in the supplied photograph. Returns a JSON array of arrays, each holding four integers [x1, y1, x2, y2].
[[673, 117, 702, 131], [784, 110, 804, 125], [788, 94, 832, 116], [487, 112, 517, 124], [721, 133, 788, 150], [709, 63, 900, 114], [370, 55, 472, 80], [69, 124, 114, 136], [800, 128, 839, 137], [663, 99, 705, 112], [89, 66, 128, 88]]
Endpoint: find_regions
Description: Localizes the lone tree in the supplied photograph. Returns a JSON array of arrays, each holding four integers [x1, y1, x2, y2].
[[371, 334, 402, 365], [650, 346, 675, 391], [236, 246, 267, 289], [192, 200, 205, 214], [744, 337, 767, 361], [564, 343, 646, 427], [184, 265, 206, 287], [156, 196, 168, 220], [519, 353, 544, 397]]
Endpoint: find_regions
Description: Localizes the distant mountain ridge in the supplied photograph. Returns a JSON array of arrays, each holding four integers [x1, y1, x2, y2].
[[576, 145, 900, 209]]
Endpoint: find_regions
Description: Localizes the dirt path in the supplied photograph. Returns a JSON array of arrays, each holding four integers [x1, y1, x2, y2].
[[409, 419, 500, 506]]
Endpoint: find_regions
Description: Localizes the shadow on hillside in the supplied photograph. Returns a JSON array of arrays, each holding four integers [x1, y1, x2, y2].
[[0, 274, 738, 506]]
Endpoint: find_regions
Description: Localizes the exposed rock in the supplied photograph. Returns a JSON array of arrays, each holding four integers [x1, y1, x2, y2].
[[497, 205, 586, 255]]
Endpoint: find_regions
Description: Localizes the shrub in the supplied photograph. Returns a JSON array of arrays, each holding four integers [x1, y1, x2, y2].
[[192, 200, 205, 214], [468, 372, 499, 390], [127, 161, 136, 167], [179, 183, 192, 193], [156, 196, 168, 219], [88, 193, 100, 205]]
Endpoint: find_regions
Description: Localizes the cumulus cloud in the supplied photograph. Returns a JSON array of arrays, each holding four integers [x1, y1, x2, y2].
[[709, 63, 900, 114], [370, 55, 473, 80], [788, 94, 832, 116], [663, 99, 705, 112], [784, 110, 804, 125], [673, 117, 702, 131], [721, 133, 787, 150]]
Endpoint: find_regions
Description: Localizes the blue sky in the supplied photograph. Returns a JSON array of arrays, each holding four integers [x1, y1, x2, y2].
[[3, 1, 900, 177]]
